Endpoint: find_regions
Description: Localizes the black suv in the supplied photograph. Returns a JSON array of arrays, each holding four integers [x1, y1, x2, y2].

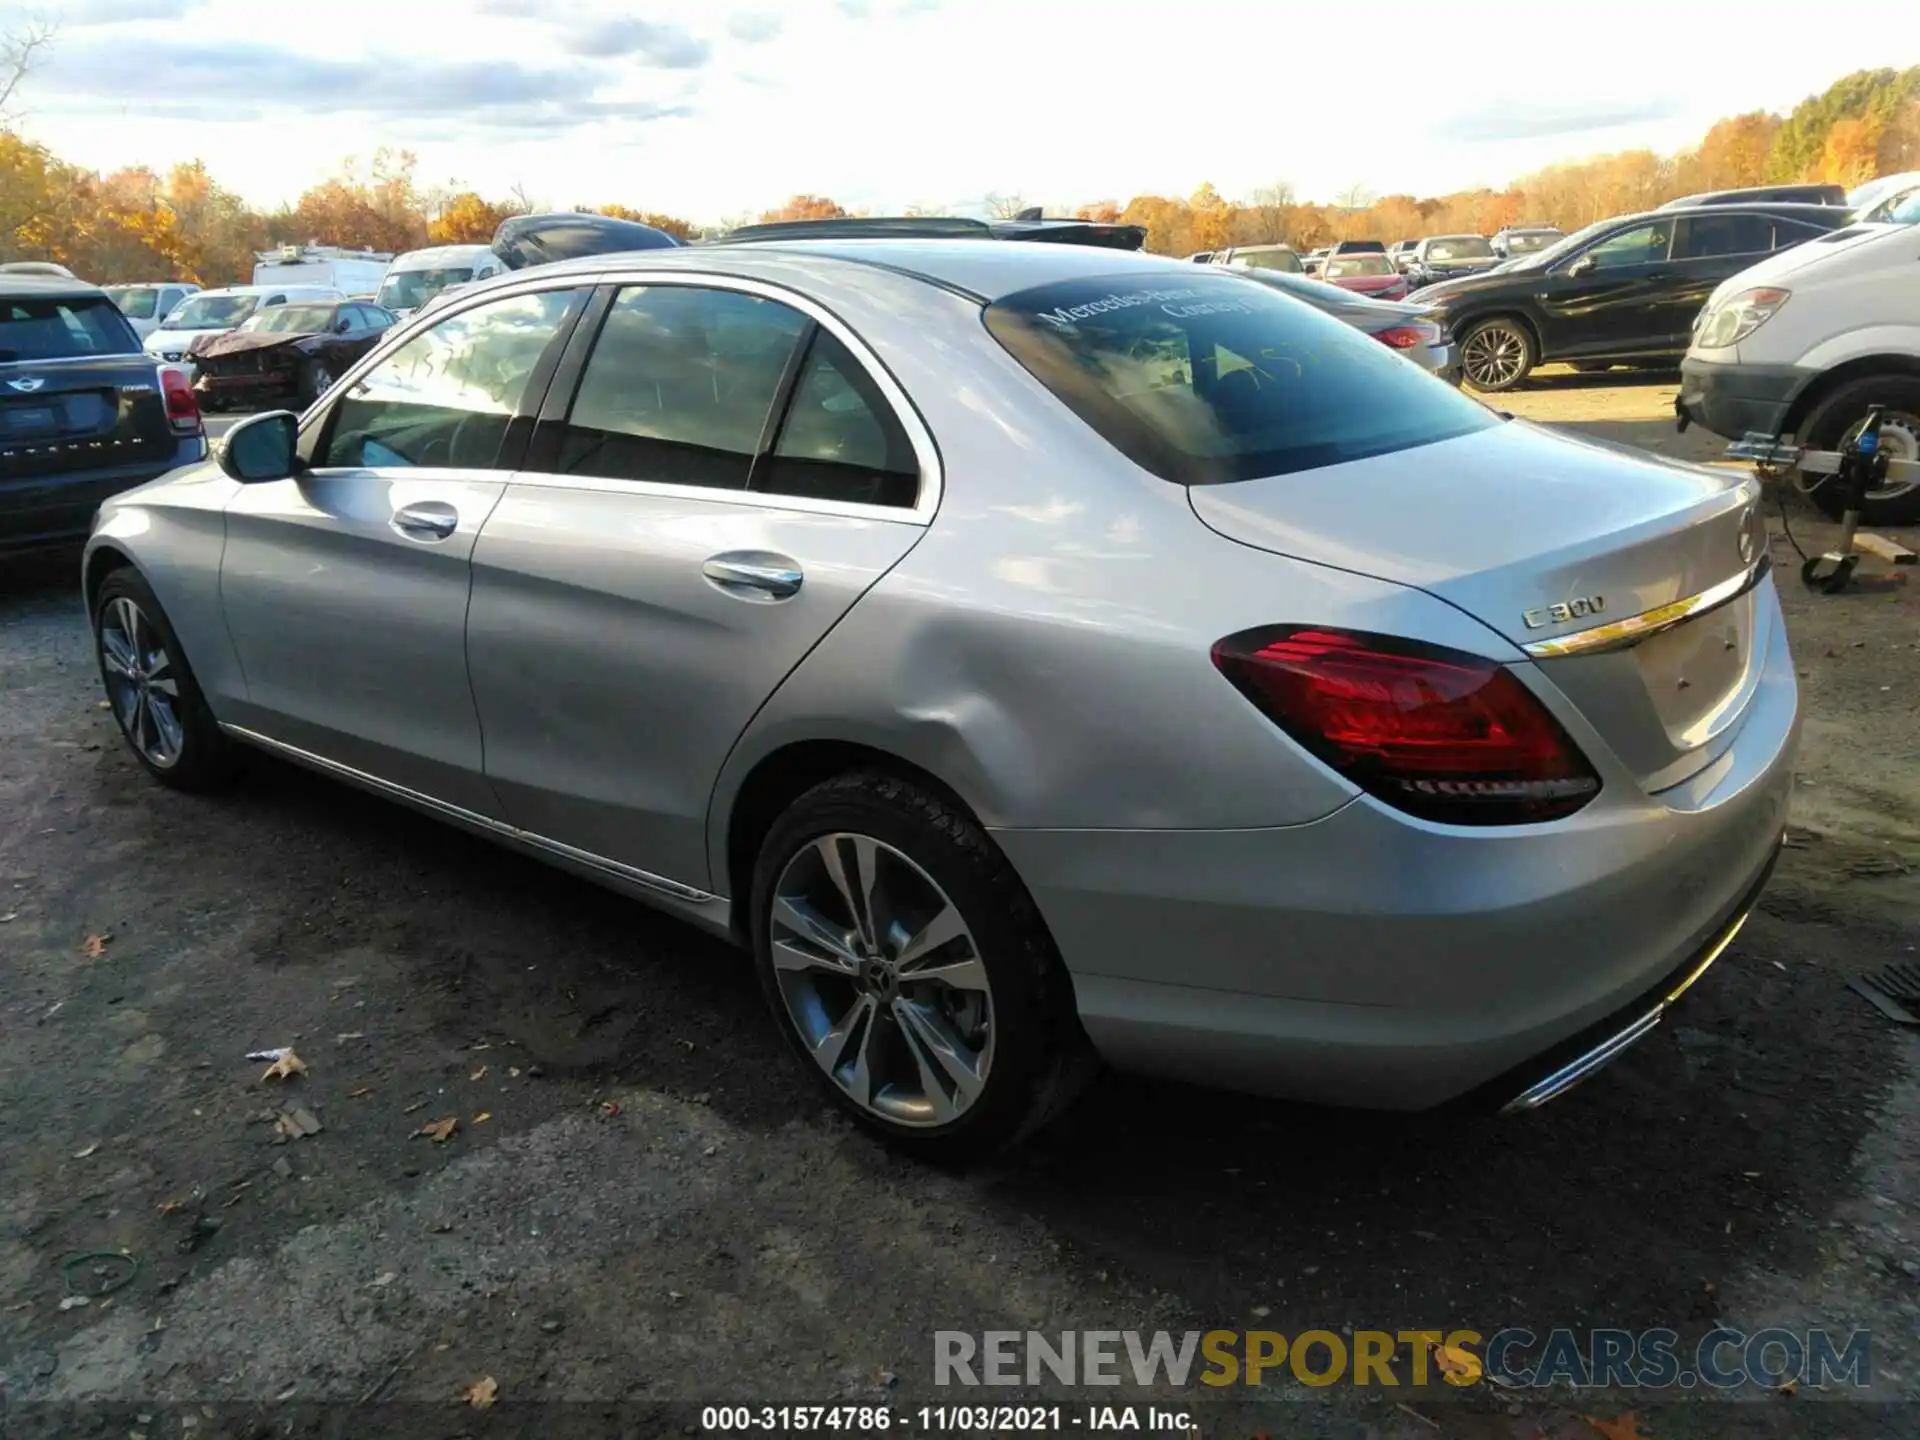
[[3, 275, 207, 557], [1417, 203, 1849, 391]]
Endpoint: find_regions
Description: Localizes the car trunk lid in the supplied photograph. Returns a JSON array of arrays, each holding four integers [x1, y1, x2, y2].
[[1, 354, 174, 482], [1188, 418, 1769, 793]]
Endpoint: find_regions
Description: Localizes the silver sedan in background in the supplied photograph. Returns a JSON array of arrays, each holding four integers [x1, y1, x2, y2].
[[1229, 264, 1458, 377], [84, 240, 1796, 1161]]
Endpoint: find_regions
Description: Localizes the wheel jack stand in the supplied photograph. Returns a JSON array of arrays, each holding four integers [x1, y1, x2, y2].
[[1724, 410, 1918, 594]]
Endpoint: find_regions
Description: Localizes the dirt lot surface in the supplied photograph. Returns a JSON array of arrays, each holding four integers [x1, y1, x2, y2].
[[3, 373, 1918, 1439]]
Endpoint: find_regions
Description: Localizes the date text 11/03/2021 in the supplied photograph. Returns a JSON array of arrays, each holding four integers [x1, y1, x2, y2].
[[701, 1405, 1193, 1432]]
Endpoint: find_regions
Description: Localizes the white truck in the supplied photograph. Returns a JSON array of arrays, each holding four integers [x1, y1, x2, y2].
[[375, 243, 506, 316], [252, 244, 393, 299]]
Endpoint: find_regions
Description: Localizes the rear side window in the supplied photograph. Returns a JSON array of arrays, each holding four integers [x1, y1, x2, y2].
[[986, 274, 1494, 485], [754, 330, 918, 508], [1673, 214, 1772, 259], [0, 297, 138, 360], [555, 285, 807, 490]]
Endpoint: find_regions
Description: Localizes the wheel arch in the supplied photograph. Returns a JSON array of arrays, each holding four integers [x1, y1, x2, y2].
[[83, 543, 137, 615], [718, 738, 982, 947], [1456, 308, 1544, 357], [1781, 354, 1920, 438]]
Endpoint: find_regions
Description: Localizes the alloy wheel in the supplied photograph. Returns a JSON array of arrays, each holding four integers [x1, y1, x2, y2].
[[1462, 323, 1528, 389], [769, 832, 994, 1128], [98, 597, 185, 768]]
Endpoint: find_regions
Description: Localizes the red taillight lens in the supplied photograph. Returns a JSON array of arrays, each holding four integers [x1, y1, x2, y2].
[[1211, 627, 1600, 825], [160, 366, 201, 433], [1373, 324, 1438, 350]]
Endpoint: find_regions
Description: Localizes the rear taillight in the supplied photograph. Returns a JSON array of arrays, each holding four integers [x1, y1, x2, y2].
[[1211, 627, 1600, 825], [160, 366, 201, 434], [1374, 324, 1440, 350]]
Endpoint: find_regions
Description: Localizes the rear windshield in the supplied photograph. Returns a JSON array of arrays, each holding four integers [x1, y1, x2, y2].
[[1325, 255, 1393, 278], [0, 296, 139, 361], [1235, 248, 1302, 273], [985, 273, 1495, 485], [1503, 230, 1560, 253], [1426, 236, 1493, 260], [106, 285, 160, 318]]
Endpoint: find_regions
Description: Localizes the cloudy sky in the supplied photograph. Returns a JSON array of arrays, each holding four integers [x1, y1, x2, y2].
[[16, 0, 1920, 222]]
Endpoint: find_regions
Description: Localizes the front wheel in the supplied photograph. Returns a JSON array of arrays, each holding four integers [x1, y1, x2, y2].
[[750, 772, 1091, 1162], [300, 360, 335, 406], [1459, 317, 1535, 392], [94, 568, 236, 792], [1798, 375, 1920, 527]]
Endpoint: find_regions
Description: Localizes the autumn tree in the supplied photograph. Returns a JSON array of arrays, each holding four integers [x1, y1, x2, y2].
[[1188, 183, 1234, 252], [759, 195, 847, 222], [1766, 67, 1920, 180], [1678, 111, 1780, 193], [1245, 183, 1295, 244], [1073, 200, 1122, 224], [1820, 115, 1884, 186], [290, 149, 430, 254], [580, 203, 696, 241], [430, 192, 515, 244]]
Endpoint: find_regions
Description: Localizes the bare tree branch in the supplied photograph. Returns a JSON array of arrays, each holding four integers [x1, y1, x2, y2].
[[1, 18, 57, 122], [983, 191, 1026, 220]]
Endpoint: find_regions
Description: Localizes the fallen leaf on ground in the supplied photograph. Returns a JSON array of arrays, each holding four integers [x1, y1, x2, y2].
[[157, 1197, 187, 1215], [1429, 1340, 1478, 1380], [260, 1049, 307, 1082], [1778, 1379, 1798, 1397], [1586, 1415, 1650, 1440], [473, 1111, 491, 1124], [368, 1272, 397, 1288], [72, 1141, 100, 1159], [509, 1066, 522, 1078], [462, 1376, 498, 1409], [349, 1087, 372, 1099], [414, 1116, 457, 1143], [469, 1065, 488, 1082], [599, 1100, 621, 1116], [79, 933, 109, 959]]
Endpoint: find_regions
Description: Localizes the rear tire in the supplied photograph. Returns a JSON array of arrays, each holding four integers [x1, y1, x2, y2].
[[1798, 375, 1920, 527], [93, 568, 237, 792], [1459, 317, 1535, 392], [750, 771, 1093, 1163]]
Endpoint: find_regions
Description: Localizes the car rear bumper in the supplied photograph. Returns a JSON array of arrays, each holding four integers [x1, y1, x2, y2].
[[0, 439, 206, 555], [1677, 356, 1811, 440], [993, 583, 1799, 1111]]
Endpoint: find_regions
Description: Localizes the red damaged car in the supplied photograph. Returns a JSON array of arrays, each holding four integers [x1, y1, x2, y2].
[[1318, 252, 1410, 301], [190, 300, 397, 409]]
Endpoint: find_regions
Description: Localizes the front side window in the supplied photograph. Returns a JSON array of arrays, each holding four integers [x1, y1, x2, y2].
[[0, 297, 138, 360], [1673, 214, 1772, 260], [554, 285, 807, 489], [755, 330, 918, 508], [986, 273, 1495, 485], [1580, 223, 1673, 272], [319, 287, 584, 470]]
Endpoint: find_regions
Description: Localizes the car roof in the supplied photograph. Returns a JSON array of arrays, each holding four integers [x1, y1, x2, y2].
[[390, 244, 494, 267], [503, 238, 1189, 303], [1, 273, 110, 302], [191, 284, 341, 298]]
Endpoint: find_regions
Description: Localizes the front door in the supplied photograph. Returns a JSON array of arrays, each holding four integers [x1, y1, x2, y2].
[[466, 280, 932, 890], [1536, 218, 1679, 360], [219, 285, 588, 813], [1660, 212, 1780, 353]]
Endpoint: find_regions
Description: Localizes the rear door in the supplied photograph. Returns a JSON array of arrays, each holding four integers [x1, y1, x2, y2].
[[2, 294, 177, 543], [466, 278, 932, 891], [1663, 213, 1777, 350], [219, 284, 588, 813]]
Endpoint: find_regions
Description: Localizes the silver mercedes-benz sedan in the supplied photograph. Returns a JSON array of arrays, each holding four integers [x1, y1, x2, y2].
[[83, 239, 1797, 1160]]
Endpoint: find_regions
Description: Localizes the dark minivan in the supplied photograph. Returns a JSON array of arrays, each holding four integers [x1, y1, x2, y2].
[[1415, 203, 1849, 390], [2, 275, 205, 556]]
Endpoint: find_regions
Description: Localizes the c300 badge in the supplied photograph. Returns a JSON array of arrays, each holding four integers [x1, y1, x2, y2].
[[1522, 595, 1605, 629]]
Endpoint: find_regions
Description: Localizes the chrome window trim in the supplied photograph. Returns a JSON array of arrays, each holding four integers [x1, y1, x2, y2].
[[304, 267, 944, 526], [1521, 556, 1770, 660]]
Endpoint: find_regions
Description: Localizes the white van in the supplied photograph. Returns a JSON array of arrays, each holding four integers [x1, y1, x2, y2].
[[142, 284, 344, 374], [1678, 187, 1920, 526], [251, 245, 392, 300], [103, 281, 201, 341], [376, 244, 504, 316]]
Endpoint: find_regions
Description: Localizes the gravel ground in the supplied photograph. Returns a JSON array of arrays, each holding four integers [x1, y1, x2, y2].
[[3, 374, 1918, 1439]]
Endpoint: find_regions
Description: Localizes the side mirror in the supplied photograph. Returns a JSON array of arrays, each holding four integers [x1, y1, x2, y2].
[[334, 318, 352, 333], [217, 410, 300, 483], [1566, 254, 1597, 278]]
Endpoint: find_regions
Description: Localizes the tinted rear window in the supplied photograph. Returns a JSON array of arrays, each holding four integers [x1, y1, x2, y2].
[[0, 296, 139, 360], [985, 273, 1495, 485]]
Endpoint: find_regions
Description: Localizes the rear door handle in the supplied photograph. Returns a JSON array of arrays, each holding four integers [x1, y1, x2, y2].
[[702, 551, 804, 602], [391, 500, 459, 542]]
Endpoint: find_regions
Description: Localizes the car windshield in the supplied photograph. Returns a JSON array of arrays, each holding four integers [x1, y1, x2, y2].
[[1426, 237, 1493, 261], [1502, 230, 1563, 256], [377, 267, 474, 311], [1236, 249, 1302, 273], [1325, 255, 1392, 278], [1859, 187, 1920, 225], [242, 303, 335, 334], [167, 294, 257, 329], [0, 296, 139, 361], [106, 285, 159, 318], [984, 272, 1494, 485]]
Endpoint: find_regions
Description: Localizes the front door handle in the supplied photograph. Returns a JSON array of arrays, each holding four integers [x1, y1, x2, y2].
[[702, 551, 804, 602], [391, 500, 459, 542]]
